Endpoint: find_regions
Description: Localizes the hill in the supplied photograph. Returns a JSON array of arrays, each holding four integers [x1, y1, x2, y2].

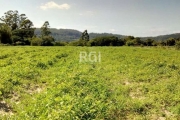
[[35, 28, 180, 42], [89, 33, 126, 39], [35, 28, 82, 42], [34, 28, 126, 42], [141, 33, 180, 41]]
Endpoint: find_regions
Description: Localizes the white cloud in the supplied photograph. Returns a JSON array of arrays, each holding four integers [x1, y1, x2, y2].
[[40, 1, 70, 10], [110, 29, 116, 32]]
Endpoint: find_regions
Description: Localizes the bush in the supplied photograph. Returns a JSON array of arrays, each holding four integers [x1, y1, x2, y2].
[[15, 41, 24, 45], [140, 44, 144, 47], [69, 40, 87, 46], [54, 41, 67, 46], [88, 36, 121, 46], [0, 43, 11, 46], [175, 41, 180, 50], [41, 36, 54, 46], [126, 40, 134, 46], [0, 24, 12, 44], [31, 37, 43, 46]]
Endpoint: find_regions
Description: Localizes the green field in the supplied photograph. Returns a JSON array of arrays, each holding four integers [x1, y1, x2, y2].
[[0, 46, 180, 119]]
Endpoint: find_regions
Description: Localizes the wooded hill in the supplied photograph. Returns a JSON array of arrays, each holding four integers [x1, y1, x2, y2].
[[141, 33, 180, 41], [35, 28, 180, 42], [35, 28, 81, 42], [34, 28, 126, 41]]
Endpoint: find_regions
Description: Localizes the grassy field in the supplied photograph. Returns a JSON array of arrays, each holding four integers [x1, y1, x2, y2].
[[0, 46, 180, 119]]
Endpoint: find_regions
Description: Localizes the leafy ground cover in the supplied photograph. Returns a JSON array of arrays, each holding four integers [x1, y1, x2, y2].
[[0, 46, 180, 119]]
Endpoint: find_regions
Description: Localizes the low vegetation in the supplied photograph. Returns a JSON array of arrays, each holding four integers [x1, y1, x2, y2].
[[0, 46, 180, 119]]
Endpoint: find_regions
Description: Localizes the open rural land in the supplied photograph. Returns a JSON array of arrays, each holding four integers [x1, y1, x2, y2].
[[0, 46, 180, 119], [1, 0, 180, 119]]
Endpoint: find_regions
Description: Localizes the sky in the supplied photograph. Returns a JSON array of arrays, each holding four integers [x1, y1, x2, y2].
[[0, 0, 180, 37]]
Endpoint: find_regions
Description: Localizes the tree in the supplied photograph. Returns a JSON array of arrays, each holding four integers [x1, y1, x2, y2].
[[123, 36, 135, 46], [76, 30, 90, 46], [0, 10, 19, 30], [158, 40, 166, 46], [124, 36, 134, 42], [0, 10, 35, 45], [0, 23, 12, 44], [175, 41, 180, 50], [12, 28, 35, 45], [41, 21, 51, 37], [54, 41, 67, 46], [133, 37, 143, 45], [145, 39, 154, 46], [117, 38, 125, 46], [40, 21, 54, 46], [41, 36, 54, 46], [166, 38, 175, 46], [81, 30, 89, 41], [124, 36, 133, 42], [126, 40, 135, 46], [11, 21, 35, 45], [20, 19, 33, 29], [31, 36, 43, 46], [88, 36, 121, 46]]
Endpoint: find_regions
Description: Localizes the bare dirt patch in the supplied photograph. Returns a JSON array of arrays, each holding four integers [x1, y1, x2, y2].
[[27, 85, 43, 95], [0, 101, 13, 116], [123, 81, 130, 86], [129, 88, 146, 100], [11, 92, 20, 104]]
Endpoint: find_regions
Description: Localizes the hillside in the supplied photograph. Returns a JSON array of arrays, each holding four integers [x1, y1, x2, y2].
[[141, 33, 180, 41], [89, 33, 126, 39], [35, 28, 126, 41], [35, 28, 82, 42], [35, 28, 180, 42]]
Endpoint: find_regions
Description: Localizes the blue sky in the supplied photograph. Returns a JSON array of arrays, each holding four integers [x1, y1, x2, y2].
[[0, 0, 180, 37]]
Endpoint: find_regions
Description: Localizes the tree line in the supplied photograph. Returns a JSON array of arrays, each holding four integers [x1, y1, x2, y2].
[[0, 10, 54, 46], [1, 10, 180, 49], [71, 32, 180, 49]]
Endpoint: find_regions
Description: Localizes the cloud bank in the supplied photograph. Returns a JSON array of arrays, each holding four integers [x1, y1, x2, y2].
[[40, 1, 70, 10]]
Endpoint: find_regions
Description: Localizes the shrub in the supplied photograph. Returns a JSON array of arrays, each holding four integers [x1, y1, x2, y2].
[[175, 41, 180, 50], [88, 36, 121, 46], [69, 40, 87, 46], [41, 36, 55, 46], [54, 41, 67, 46], [31, 37, 43, 46], [126, 40, 134, 46]]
